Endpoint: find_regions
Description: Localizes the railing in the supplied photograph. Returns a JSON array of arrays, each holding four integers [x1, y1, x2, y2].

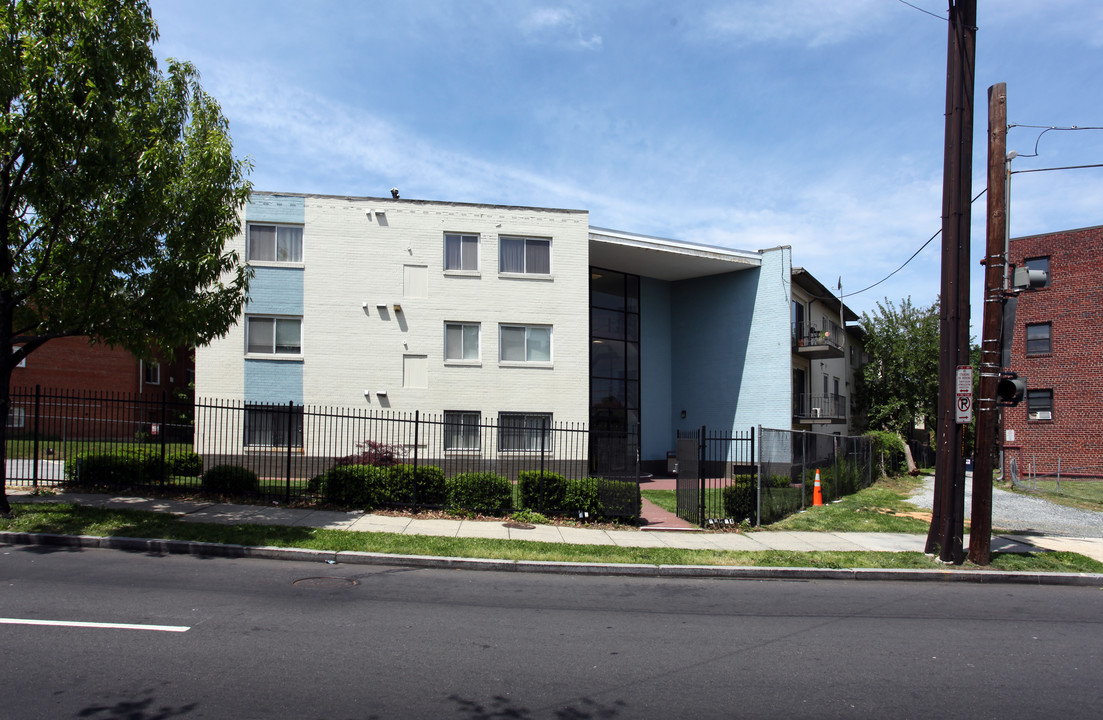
[[4, 387, 641, 519], [792, 394, 847, 420], [792, 319, 844, 351]]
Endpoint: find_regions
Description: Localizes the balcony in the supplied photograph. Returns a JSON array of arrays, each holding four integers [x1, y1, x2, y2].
[[792, 319, 844, 359], [793, 394, 847, 424]]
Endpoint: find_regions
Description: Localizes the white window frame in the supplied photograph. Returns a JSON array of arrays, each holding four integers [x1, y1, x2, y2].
[[247, 223, 304, 266], [498, 412, 553, 453], [499, 236, 551, 276], [444, 322, 481, 363], [499, 324, 552, 365], [245, 315, 303, 357], [142, 360, 160, 385], [443, 411, 482, 452], [1027, 389, 1053, 422], [444, 233, 479, 273]]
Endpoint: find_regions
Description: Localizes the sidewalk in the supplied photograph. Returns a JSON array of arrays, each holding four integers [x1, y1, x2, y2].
[[8, 487, 1102, 562]]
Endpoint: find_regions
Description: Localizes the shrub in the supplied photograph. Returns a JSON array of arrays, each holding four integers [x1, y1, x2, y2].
[[65, 449, 162, 489], [595, 478, 641, 518], [168, 451, 203, 477], [722, 475, 756, 522], [866, 431, 907, 476], [565, 478, 601, 517], [319, 464, 385, 508], [201, 465, 259, 496], [334, 440, 406, 468], [517, 471, 568, 512], [380, 464, 447, 506], [768, 474, 793, 489], [447, 472, 513, 515]]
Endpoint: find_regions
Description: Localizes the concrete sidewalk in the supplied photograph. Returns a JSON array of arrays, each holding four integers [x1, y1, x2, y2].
[[8, 488, 1101, 562]]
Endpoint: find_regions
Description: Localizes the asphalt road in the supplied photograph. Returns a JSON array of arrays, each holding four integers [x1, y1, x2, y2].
[[3, 546, 1101, 719]]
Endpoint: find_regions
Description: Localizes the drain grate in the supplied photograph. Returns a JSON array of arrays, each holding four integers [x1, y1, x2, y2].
[[292, 576, 358, 589]]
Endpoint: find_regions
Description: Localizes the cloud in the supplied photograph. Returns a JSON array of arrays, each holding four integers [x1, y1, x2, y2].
[[518, 6, 602, 50], [692, 0, 893, 48]]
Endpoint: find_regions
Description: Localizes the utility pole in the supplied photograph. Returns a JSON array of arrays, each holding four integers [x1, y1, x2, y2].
[[926, 0, 976, 564], [969, 83, 1008, 566]]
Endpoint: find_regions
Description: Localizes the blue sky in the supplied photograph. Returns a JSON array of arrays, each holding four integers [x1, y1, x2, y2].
[[150, 0, 1103, 326]]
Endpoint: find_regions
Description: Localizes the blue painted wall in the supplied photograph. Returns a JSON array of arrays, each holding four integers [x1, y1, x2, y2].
[[639, 278, 673, 462], [245, 194, 305, 223], [244, 359, 304, 404], [242, 193, 306, 404]]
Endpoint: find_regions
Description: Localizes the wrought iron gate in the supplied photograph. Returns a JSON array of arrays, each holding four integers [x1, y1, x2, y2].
[[675, 426, 756, 527]]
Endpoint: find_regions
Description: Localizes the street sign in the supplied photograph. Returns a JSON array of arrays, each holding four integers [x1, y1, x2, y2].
[[955, 365, 972, 424]]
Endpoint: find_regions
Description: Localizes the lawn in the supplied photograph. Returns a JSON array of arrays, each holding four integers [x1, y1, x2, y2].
[[1009, 479, 1103, 512], [3, 501, 1101, 574]]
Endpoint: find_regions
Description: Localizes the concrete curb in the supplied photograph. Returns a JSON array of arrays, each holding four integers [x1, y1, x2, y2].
[[3, 531, 1102, 586]]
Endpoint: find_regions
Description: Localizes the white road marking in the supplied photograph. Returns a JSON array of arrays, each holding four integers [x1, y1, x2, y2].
[[0, 618, 190, 632]]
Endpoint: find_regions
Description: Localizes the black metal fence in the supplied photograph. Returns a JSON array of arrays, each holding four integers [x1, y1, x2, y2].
[[4, 387, 640, 519], [674, 426, 756, 528], [675, 426, 874, 527]]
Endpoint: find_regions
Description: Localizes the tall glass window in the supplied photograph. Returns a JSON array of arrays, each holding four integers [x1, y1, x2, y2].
[[589, 268, 640, 436]]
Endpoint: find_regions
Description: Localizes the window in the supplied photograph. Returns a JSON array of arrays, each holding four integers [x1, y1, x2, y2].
[[445, 323, 480, 361], [444, 233, 478, 271], [500, 325, 551, 363], [1025, 322, 1052, 355], [6, 407, 25, 428], [1027, 389, 1053, 421], [247, 224, 303, 264], [499, 236, 550, 274], [143, 361, 160, 385], [444, 411, 481, 451], [244, 404, 303, 447], [498, 412, 552, 452], [246, 316, 302, 355], [1024, 256, 1050, 288]]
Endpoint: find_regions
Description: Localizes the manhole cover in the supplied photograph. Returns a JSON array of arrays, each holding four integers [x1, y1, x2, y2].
[[503, 522, 535, 530], [292, 576, 358, 589]]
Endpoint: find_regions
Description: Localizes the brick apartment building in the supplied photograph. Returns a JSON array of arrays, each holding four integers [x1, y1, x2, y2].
[[7, 337, 193, 440], [1003, 224, 1103, 479]]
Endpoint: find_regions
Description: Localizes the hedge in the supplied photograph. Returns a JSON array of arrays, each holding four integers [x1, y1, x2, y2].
[[447, 472, 513, 515]]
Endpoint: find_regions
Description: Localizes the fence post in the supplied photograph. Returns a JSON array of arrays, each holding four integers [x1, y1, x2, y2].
[[538, 417, 547, 514], [160, 392, 168, 487], [752, 426, 760, 526], [801, 431, 808, 508], [697, 425, 706, 528], [412, 410, 420, 509], [285, 400, 294, 504], [31, 381, 40, 489]]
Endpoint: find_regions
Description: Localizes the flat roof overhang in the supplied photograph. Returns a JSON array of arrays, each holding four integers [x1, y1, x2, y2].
[[589, 227, 761, 282]]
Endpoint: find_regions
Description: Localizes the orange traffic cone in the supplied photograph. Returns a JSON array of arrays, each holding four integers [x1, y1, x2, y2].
[[812, 469, 824, 506]]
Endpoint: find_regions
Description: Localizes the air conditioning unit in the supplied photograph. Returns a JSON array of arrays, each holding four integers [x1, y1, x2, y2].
[[1029, 410, 1052, 421]]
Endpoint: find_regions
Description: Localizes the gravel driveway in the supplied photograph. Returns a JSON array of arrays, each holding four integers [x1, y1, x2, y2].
[[909, 474, 1103, 538]]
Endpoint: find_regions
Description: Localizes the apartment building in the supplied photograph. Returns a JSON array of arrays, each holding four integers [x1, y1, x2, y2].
[[1003, 224, 1103, 478], [197, 192, 846, 474]]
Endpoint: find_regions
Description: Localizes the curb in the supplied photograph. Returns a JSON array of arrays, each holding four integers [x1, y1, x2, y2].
[[3, 531, 1102, 587]]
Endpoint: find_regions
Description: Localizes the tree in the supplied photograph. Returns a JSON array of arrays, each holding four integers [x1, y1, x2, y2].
[[0, 0, 252, 515], [855, 297, 940, 451]]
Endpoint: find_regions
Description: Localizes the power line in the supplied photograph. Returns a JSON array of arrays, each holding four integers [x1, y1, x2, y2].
[[840, 189, 987, 299], [1007, 124, 1103, 158], [895, 0, 947, 22]]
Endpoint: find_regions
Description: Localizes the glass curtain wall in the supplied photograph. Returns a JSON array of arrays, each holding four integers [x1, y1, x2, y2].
[[590, 268, 640, 474]]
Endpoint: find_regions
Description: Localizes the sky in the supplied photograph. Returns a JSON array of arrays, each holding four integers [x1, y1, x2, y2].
[[150, 0, 1103, 329]]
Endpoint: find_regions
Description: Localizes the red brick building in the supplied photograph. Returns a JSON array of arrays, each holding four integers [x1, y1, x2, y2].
[[1003, 224, 1103, 479], [8, 338, 193, 439]]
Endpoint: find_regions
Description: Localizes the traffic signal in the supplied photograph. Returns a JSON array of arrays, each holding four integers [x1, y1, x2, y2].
[[996, 372, 1027, 406]]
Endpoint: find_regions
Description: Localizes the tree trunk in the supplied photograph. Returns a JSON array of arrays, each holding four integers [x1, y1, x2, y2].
[[901, 436, 919, 476]]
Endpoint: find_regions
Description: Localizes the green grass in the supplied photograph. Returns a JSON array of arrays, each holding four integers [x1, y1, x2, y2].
[[759, 474, 932, 533], [1008, 480, 1103, 512], [3, 501, 1101, 574], [5, 439, 193, 461], [641, 489, 677, 514]]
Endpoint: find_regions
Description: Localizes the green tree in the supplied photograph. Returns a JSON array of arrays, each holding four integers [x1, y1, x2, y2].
[[855, 298, 940, 439], [0, 0, 252, 515]]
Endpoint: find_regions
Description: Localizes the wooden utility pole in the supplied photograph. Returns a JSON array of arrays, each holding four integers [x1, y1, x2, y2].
[[926, 0, 976, 564], [969, 83, 1008, 565]]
